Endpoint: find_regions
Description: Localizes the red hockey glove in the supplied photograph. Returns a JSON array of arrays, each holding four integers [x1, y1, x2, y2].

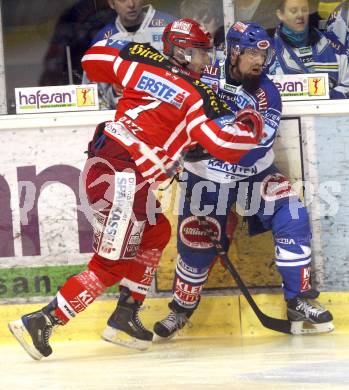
[[234, 108, 264, 143]]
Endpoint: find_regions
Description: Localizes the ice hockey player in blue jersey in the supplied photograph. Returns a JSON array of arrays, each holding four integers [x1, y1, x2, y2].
[[153, 21, 334, 338]]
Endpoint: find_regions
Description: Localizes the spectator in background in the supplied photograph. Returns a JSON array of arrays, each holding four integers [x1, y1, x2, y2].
[[39, 0, 114, 86], [233, 0, 280, 34], [326, 0, 349, 51], [179, 0, 225, 51], [268, 0, 349, 99], [84, 0, 176, 109], [233, 0, 322, 35]]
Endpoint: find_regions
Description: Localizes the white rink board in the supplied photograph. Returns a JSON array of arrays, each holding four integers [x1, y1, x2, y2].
[[0, 113, 302, 270], [0, 102, 349, 291], [0, 123, 96, 268]]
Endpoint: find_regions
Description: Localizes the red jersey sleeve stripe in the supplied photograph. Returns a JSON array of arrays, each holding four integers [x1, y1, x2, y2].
[[163, 99, 203, 150], [200, 123, 257, 150], [122, 62, 138, 87], [187, 114, 207, 133], [113, 57, 123, 75], [82, 53, 116, 62]]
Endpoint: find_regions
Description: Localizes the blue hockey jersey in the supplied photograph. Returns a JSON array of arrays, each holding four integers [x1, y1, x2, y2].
[[184, 60, 282, 183]]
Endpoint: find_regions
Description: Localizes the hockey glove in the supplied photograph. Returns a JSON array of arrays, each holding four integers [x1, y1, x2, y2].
[[234, 108, 264, 143]]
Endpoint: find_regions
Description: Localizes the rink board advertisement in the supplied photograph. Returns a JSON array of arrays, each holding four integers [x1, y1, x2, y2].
[[0, 117, 304, 299], [15, 85, 99, 114]]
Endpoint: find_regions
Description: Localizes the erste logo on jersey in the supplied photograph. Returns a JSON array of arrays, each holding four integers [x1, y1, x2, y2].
[[135, 71, 189, 108]]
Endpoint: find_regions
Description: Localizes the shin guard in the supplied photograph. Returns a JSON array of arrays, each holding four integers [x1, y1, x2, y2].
[[55, 270, 106, 323]]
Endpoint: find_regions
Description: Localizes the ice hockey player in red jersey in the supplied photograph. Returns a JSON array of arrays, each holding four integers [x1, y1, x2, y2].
[[8, 19, 265, 359]]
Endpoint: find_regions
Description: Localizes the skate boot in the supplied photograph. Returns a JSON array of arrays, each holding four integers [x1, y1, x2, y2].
[[8, 308, 60, 360], [287, 289, 334, 334], [153, 300, 194, 341], [102, 287, 153, 351]]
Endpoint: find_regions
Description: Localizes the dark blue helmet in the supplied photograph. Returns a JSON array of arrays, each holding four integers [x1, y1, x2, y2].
[[226, 22, 274, 67]]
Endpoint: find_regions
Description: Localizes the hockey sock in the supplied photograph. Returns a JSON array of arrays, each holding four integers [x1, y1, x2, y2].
[[54, 270, 106, 323]]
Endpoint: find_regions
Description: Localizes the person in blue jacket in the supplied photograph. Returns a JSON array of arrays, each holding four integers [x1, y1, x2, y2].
[[269, 0, 349, 99]]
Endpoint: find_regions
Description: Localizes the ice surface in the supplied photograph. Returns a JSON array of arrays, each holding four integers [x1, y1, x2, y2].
[[1, 334, 349, 389]]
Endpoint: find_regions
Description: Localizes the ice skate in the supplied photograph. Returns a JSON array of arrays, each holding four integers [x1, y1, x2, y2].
[[287, 290, 334, 335], [102, 288, 153, 351], [8, 309, 59, 360], [153, 301, 193, 341]]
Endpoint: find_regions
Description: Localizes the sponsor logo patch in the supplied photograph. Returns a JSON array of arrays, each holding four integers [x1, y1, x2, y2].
[[69, 290, 94, 313], [174, 277, 203, 304], [15, 84, 99, 114], [179, 216, 221, 249], [301, 266, 311, 292], [122, 220, 146, 259], [129, 43, 165, 63], [261, 173, 298, 201], [233, 21, 248, 33], [203, 65, 219, 76], [171, 20, 192, 34], [308, 76, 326, 96], [92, 212, 107, 253], [98, 172, 136, 260], [135, 71, 189, 108], [257, 40, 270, 49]]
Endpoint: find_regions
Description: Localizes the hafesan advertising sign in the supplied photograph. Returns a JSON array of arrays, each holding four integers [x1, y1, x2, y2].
[[268, 73, 329, 100], [15, 84, 99, 114]]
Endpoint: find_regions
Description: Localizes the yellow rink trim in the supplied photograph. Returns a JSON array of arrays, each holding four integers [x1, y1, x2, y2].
[[1, 292, 348, 344]]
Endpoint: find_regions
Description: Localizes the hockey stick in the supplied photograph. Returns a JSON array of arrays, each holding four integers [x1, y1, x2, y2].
[[126, 127, 291, 334], [195, 215, 291, 334]]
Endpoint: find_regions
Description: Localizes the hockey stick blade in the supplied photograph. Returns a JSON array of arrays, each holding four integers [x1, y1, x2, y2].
[[197, 216, 291, 335]]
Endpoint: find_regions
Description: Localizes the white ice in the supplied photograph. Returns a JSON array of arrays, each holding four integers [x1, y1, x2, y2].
[[1, 334, 349, 390]]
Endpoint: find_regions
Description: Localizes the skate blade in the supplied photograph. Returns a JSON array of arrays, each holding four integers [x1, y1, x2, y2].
[[290, 320, 335, 335], [8, 320, 43, 360], [101, 326, 151, 351], [152, 332, 177, 343]]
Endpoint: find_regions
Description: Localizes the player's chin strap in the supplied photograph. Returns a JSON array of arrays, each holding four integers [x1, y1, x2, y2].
[[135, 134, 292, 335]]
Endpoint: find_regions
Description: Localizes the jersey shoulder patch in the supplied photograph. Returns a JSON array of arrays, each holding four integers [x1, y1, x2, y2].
[[120, 42, 167, 66], [106, 38, 130, 50], [202, 65, 220, 78]]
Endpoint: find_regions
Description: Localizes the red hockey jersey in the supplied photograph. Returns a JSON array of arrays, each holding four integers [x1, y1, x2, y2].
[[82, 39, 259, 183]]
